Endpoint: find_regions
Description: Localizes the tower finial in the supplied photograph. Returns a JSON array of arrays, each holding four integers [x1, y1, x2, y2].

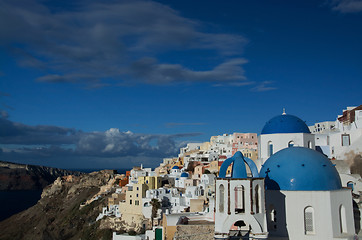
[[282, 108, 286, 115]]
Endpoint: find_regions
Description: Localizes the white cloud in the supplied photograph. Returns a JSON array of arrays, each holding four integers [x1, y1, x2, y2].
[[0, 118, 201, 167]]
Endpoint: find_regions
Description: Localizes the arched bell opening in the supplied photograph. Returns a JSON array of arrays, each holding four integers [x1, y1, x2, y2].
[[229, 220, 251, 239]]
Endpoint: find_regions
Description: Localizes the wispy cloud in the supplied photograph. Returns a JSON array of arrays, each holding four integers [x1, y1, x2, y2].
[[250, 81, 277, 92], [0, 0, 249, 87], [0, 118, 200, 168], [327, 0, 362, 13], [128, 57, 248, 84]]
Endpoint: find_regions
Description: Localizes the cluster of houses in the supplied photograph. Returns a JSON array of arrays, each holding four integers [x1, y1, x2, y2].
[[96, 105, 362, 240]]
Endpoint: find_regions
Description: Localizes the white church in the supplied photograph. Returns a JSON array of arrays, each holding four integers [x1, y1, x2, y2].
[[214, 112, 357, 240]]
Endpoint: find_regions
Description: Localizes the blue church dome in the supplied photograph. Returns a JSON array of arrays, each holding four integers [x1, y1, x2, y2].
[[261, 114, 310, 134], [259, 147, 342, 191], [172, 166, 180, 170], [180, 172, 189, 178]]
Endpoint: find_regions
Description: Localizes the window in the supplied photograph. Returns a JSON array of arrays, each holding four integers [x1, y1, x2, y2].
[[288, 141, 294, 148], [219, 184, 225, 213], [271, 209, 276, 222], [340, 205, 347, 233], [304, 206, 315, 234], [308, 141, 312, 149], [130, 200, 132, 204], [342, 134, 350, 146], [268, 141, 273, 157], [234, 185, 245, 213], [269, 205, 277, 230], [135, 200, 139, 206], [255, 185, 260, 213]]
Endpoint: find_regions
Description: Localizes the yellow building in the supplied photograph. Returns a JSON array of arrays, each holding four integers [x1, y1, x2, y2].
[[193, 165, 205, 179], [119, 183, 149, 230], [200, 142, 211, 151], [240, 148, 258, 161], [138, 176, 163, 189], [207, 160, 219, 173], [108, 193, 124, 207], [154, 166, 168, 176]]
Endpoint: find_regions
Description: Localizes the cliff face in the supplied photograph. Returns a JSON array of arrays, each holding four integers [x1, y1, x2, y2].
[[0, 160, 83, 190], [0, 170, 117, 240]]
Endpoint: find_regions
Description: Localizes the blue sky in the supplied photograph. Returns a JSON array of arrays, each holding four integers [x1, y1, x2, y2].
[[0, 0, 361, 169]]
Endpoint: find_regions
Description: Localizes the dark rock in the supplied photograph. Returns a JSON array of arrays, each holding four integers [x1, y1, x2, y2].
[[0, 160, 83, 190]]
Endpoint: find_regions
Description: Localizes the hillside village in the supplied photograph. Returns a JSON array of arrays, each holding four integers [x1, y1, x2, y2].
[[80, 106, 362, 240]]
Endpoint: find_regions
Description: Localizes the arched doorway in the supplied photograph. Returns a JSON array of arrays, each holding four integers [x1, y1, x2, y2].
[[229, 220, 251, 239]]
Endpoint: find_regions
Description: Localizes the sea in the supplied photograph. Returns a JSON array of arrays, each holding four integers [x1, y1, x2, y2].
[[0, 168, 128, 222]]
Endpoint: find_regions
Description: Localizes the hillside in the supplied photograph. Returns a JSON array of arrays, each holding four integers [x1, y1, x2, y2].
[[0, 161, 82, 190], [0, 170, 117, 240]]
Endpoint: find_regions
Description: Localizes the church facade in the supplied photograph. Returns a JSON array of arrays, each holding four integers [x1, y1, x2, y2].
[[214, 113, 356, 239]]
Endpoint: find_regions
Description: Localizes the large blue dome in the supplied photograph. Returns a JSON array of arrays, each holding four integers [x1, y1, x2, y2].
[[259, 147, 342, 191], [261, 114, 310, 134]]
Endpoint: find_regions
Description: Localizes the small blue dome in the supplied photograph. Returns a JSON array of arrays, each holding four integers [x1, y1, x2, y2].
[[259, 147, 342, 191], [180, 172, 189, 178], [172, 166, 179, 170], [219, 152, 259, 178], [261, 114, 310, 134]]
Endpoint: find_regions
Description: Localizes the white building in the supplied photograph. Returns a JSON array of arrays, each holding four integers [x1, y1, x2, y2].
[[200, 174, 216, 188], [258, 111, 315, 166], [129, 166, 153, 184], [215, 152, 268, 239], [259, 147, 356, 239], [309, 121, 336, 134], [175, 172, 189, 188], [312, 105, 362, 160], [214, 111, 357, 239], [96, 204, 121, 221], [179, 143, 202, 155]]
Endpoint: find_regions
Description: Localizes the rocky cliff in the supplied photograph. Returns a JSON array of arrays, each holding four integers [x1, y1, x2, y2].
[[0, 160, 83, 190], [0, 170, 117, 240]]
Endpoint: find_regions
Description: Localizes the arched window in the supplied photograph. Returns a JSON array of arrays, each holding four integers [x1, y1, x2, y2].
[[219, 184, 224, 213], [270, 208, 276, 222], [234, 185, 245, 213], [308, 141, 312, 149], [269, 204, 277, 230], [304, 206, 315, 234], [340, 205, 347, 233], [255, 185, 260, 213], [268, 141, 273, 157], [288, 141, 294, 148]]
